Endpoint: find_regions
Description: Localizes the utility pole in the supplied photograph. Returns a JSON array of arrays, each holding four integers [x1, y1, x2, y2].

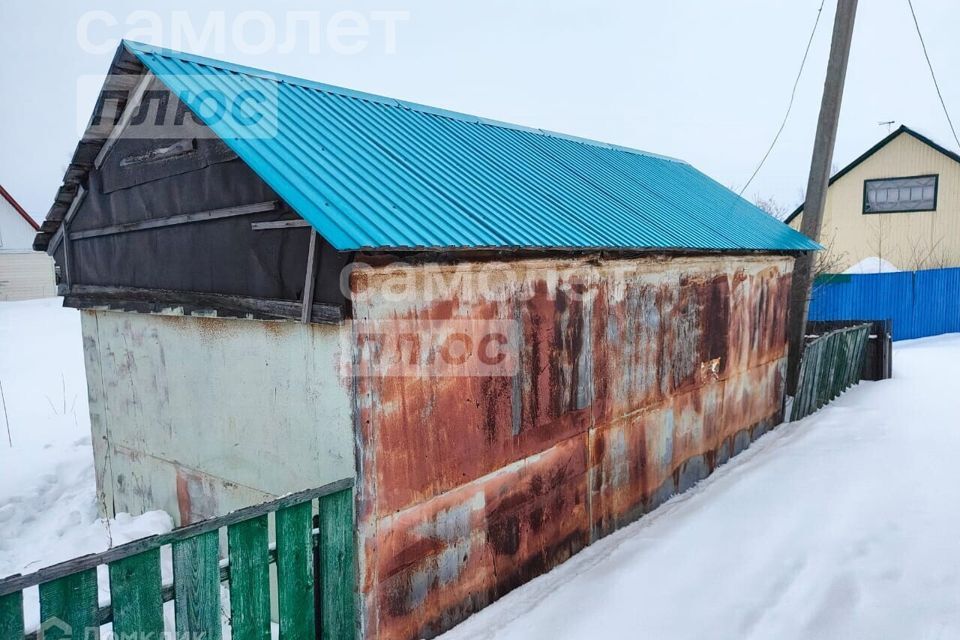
[[786, 0, 859, 397]]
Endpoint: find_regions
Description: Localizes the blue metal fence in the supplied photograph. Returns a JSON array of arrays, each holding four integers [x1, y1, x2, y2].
[[809, 266, 960, 340]]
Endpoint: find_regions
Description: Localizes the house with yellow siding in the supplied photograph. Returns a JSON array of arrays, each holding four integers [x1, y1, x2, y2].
[[786, 125, 960, 272]]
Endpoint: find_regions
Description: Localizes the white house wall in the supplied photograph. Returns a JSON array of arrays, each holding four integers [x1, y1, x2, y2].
[[0, 197, 37, 249], [0, 251, 56, 301], [0, 196, 56, 301]]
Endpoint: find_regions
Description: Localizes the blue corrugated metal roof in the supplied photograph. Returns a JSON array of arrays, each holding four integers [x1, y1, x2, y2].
[[125, 41, 819, 253]]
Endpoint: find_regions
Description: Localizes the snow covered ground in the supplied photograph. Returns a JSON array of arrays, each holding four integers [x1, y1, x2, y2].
[[442, 335, 960, 640], [0, 298, 172, 582]]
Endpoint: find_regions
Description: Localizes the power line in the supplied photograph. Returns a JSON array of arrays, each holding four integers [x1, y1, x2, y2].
[[906, 0, 960, 151], [739, 0, 828, 198]]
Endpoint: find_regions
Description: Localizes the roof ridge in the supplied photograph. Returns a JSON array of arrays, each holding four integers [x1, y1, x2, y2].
[[35, 40, 818, 254], [123, 40, 686, 165]]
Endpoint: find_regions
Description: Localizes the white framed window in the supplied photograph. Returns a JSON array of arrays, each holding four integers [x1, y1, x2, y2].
[[863, 175, 937, 213]]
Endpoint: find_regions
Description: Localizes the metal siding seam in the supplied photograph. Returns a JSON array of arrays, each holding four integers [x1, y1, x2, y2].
[[376, 109, 554, 246], [808, 268, 960, 341], [442, 119, 633, 247], [315, 93, 520, 246], [516, 131, 707, 248], [545, 138, 733, 249], [373, 108, 556, 246], [310, 91, 490, 246], [402, 109, 602, 246], [526, 128, 702, 247], [377, 105, 586, 247], [280, 86, 454, 246], [577, 144, 740, 248], [619, 154, 766, 249]]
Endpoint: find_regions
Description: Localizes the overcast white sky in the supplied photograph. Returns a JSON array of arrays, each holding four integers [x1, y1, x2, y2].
[[1, 0, 958, 222]]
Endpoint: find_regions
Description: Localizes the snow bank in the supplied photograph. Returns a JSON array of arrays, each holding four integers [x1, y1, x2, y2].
[[441, 334, 960, 640], [844, 256, 900, 274], [0, 298, 172, 582]]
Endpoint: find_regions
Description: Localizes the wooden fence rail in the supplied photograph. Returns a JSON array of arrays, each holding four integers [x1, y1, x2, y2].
[[791, 323, 871, 421], [0, 479, 355, 640]]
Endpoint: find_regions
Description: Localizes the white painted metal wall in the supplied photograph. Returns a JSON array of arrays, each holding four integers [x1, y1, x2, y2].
[[81, 310, 355, 525]]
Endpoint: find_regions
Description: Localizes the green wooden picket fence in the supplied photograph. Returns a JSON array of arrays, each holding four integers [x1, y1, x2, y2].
[[0, 479, 355, 640], [791, 322, 872, 421]]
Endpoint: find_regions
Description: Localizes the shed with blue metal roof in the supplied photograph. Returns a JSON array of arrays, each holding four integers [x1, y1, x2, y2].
[[34, 41, 815, 640]]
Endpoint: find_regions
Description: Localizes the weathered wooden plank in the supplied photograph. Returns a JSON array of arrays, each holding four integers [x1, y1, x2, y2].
[[63, 285, 343, 325], [792, 323, 871, 420], [0, 478, 353, 597], [38, 570, 99, 640], [94, 72, 155, 169], [319, 489, 355, 640], [276, 503, 316, 640], [251, 219, 311, 230], [228, 516, 270, 640], [301, 230, 320, 323], [173, 532, 222, 640], [69, 201, 280, 240], [62, 218, 74, 288], [109, 549, 164, 640], [312, 515, 322, 640], [47, 187, 87, 256], [0, 591, 23, 640]]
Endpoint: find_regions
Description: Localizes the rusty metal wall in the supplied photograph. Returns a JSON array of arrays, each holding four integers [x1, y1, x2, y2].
[[81, 310, 356, 525], [349, 254, 793, 640]]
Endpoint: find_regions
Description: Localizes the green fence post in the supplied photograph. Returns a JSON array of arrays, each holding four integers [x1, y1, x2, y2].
[[276, 502, 316, 640], [39, 570, 100, 640], [109, 548, 165, 640], [228, 516, 271, 640], [0, 591, 24, 640], [173, 531, 222, 640], [318, 489, 355, 640]]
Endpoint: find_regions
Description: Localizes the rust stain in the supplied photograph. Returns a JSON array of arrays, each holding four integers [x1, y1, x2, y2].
[[369, 435, 589, 640], [351, 255, 793, 640], [176, 470, 192, 525], [175, 467, 222, 526]]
